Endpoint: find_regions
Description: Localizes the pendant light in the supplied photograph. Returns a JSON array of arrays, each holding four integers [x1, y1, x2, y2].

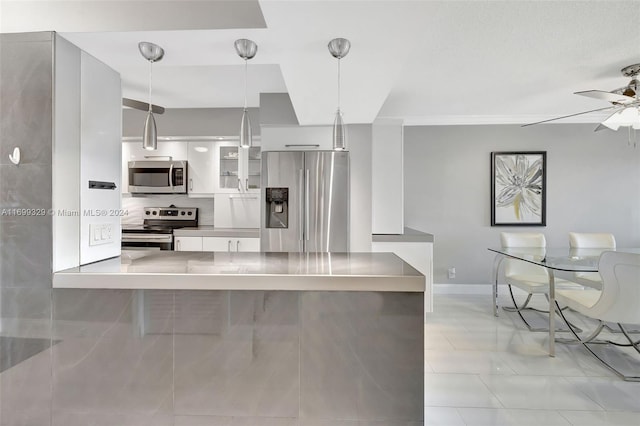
[[328, 38, 351, 151], [235, 39, 258, 148], [138, 42, 164, 151]]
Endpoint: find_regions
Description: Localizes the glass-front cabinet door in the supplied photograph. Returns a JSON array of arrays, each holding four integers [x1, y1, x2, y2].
[[215, 141, 261, 193], [245, 146, 261, 191], [219, 144, 240, 191]]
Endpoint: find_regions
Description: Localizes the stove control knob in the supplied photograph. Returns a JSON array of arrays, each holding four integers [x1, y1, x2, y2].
[[145, 211, 150, 215], [181, 211, 186, 216], [152, 211, 157, 215], [188, 211, 193, 216]]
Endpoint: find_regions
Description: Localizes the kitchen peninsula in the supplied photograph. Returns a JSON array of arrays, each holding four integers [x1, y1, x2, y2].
[[52, 250, 425, 424]]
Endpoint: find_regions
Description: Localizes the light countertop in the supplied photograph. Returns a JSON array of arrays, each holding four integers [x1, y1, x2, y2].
[[53, 251, 424, 292], [173, 226, 259, 238], [372, 227, 434, 243]]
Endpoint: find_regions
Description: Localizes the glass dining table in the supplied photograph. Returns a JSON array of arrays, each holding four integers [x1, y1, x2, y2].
[[488, 247, 640, 357]]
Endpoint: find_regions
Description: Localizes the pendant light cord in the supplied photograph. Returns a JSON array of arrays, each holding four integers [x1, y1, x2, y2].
[[337, 57, 341, 112], [148, 60, 153, 113], [244, 58, 248, 110]]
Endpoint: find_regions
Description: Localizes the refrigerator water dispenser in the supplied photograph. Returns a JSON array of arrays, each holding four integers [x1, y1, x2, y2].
[[266, 187, 289, 228]]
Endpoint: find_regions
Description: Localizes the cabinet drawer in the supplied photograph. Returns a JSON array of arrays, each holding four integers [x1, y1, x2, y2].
[[234, 237, 260, 252], [202, 237, 260, 252], [174, 236, 203, 251], [202, 237, 231, 252]]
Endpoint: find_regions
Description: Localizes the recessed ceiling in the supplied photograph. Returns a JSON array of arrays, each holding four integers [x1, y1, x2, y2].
[[2, 0, 639, 126]]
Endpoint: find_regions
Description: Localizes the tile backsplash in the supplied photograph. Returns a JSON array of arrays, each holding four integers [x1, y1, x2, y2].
[[121, 195, 214, 225]]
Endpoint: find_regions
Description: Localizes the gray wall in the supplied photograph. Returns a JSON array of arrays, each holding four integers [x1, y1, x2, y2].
[[259, 93, 298, 126], [122, 107, 260, 137], [404, 124, 640, 285]]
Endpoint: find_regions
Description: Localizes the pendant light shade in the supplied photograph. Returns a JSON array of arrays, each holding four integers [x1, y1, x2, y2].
[[332, 109, 346, 150], [235, 39, 258, 148], [138, 41, 164, 151], [143, 111, 157, 150], [240, 109, 252, 149], [328, 38, 350, 151]]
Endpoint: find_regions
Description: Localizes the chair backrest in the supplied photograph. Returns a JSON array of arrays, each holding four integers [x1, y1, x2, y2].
[[590, 251, 640, 325], [569, 232, 616, 249], [569, 233, 616, 285], [500, 232, 548, 278]]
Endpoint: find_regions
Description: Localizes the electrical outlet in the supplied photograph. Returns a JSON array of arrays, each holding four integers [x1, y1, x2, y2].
[[89, 224, 114, 246], [448, 267, 456, 279]]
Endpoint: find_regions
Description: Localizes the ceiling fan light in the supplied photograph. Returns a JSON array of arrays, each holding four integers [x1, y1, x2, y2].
[[601, 107, 640, 131], [240, 108, 252, 149], [143, 111, 157, 150]]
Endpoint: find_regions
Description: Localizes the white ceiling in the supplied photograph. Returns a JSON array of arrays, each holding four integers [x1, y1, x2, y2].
[[2, 0, 639, 126]]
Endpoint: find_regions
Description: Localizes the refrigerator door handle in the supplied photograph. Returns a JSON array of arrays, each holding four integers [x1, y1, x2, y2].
[[298, 169, 304, 244], [305, 169, 310, 242]]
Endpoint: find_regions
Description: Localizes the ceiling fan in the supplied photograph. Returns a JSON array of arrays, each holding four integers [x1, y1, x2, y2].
[[122, 97, 165, 114], [523, 63, 640, 131]]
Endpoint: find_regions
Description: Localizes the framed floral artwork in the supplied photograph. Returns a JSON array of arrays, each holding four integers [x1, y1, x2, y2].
[[491, 151, 546, 226]]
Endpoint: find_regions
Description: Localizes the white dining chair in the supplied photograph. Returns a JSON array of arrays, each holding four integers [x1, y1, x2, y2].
[[568, 232, 616, 290], [555, 251, 640, 381], [500, 232, 582, 332]]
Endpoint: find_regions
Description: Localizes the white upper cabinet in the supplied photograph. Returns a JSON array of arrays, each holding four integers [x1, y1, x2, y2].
[[215, 141, 261, 194], [260, 126, 333, 151], [213, 193, 260, 228], [187, 141, 216, 196]]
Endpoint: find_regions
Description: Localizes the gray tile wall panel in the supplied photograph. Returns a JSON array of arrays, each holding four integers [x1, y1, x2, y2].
[[0, 33, 55, 425], [41, 289, 423, 425]]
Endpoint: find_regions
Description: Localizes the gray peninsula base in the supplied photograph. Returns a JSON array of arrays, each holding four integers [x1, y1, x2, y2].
[[48, 288, 424, 425]]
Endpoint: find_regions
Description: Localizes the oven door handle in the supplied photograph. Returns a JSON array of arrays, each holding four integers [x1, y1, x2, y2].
[[121, 235, 173, 241]]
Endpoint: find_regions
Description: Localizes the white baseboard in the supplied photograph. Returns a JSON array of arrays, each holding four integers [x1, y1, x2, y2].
[[434, 283, 492, 295], [434, 283, 534, 298]]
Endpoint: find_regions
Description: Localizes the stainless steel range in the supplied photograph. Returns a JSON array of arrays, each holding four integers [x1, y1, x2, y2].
[[121, 206, 198, 250]]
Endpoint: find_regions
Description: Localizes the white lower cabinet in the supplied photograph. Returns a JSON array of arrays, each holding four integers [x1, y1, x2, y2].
[[203, 237, 260, 252], [174, 237, 203, 252]]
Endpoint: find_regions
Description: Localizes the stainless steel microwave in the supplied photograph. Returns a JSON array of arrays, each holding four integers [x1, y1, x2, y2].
[[128, 160, 188, 194]]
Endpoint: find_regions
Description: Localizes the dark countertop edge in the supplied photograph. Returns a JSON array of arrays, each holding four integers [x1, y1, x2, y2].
[[372, 227, 434, 243]]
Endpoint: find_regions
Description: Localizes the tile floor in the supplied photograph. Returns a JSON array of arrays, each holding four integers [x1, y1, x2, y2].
[[425, 293, 640, 426]]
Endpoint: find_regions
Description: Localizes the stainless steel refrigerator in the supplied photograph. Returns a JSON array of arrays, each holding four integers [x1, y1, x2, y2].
[[261, 151, 349, 252]]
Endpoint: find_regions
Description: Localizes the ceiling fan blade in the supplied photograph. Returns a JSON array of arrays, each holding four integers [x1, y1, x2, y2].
[[574, 90, 636, 104], [122, 98, 165, 114], [521, 106, 616, 127], [594, 123, 611, 132]]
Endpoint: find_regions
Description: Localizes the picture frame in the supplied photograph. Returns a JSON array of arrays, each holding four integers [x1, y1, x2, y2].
[[491, 151, 546, 226]]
